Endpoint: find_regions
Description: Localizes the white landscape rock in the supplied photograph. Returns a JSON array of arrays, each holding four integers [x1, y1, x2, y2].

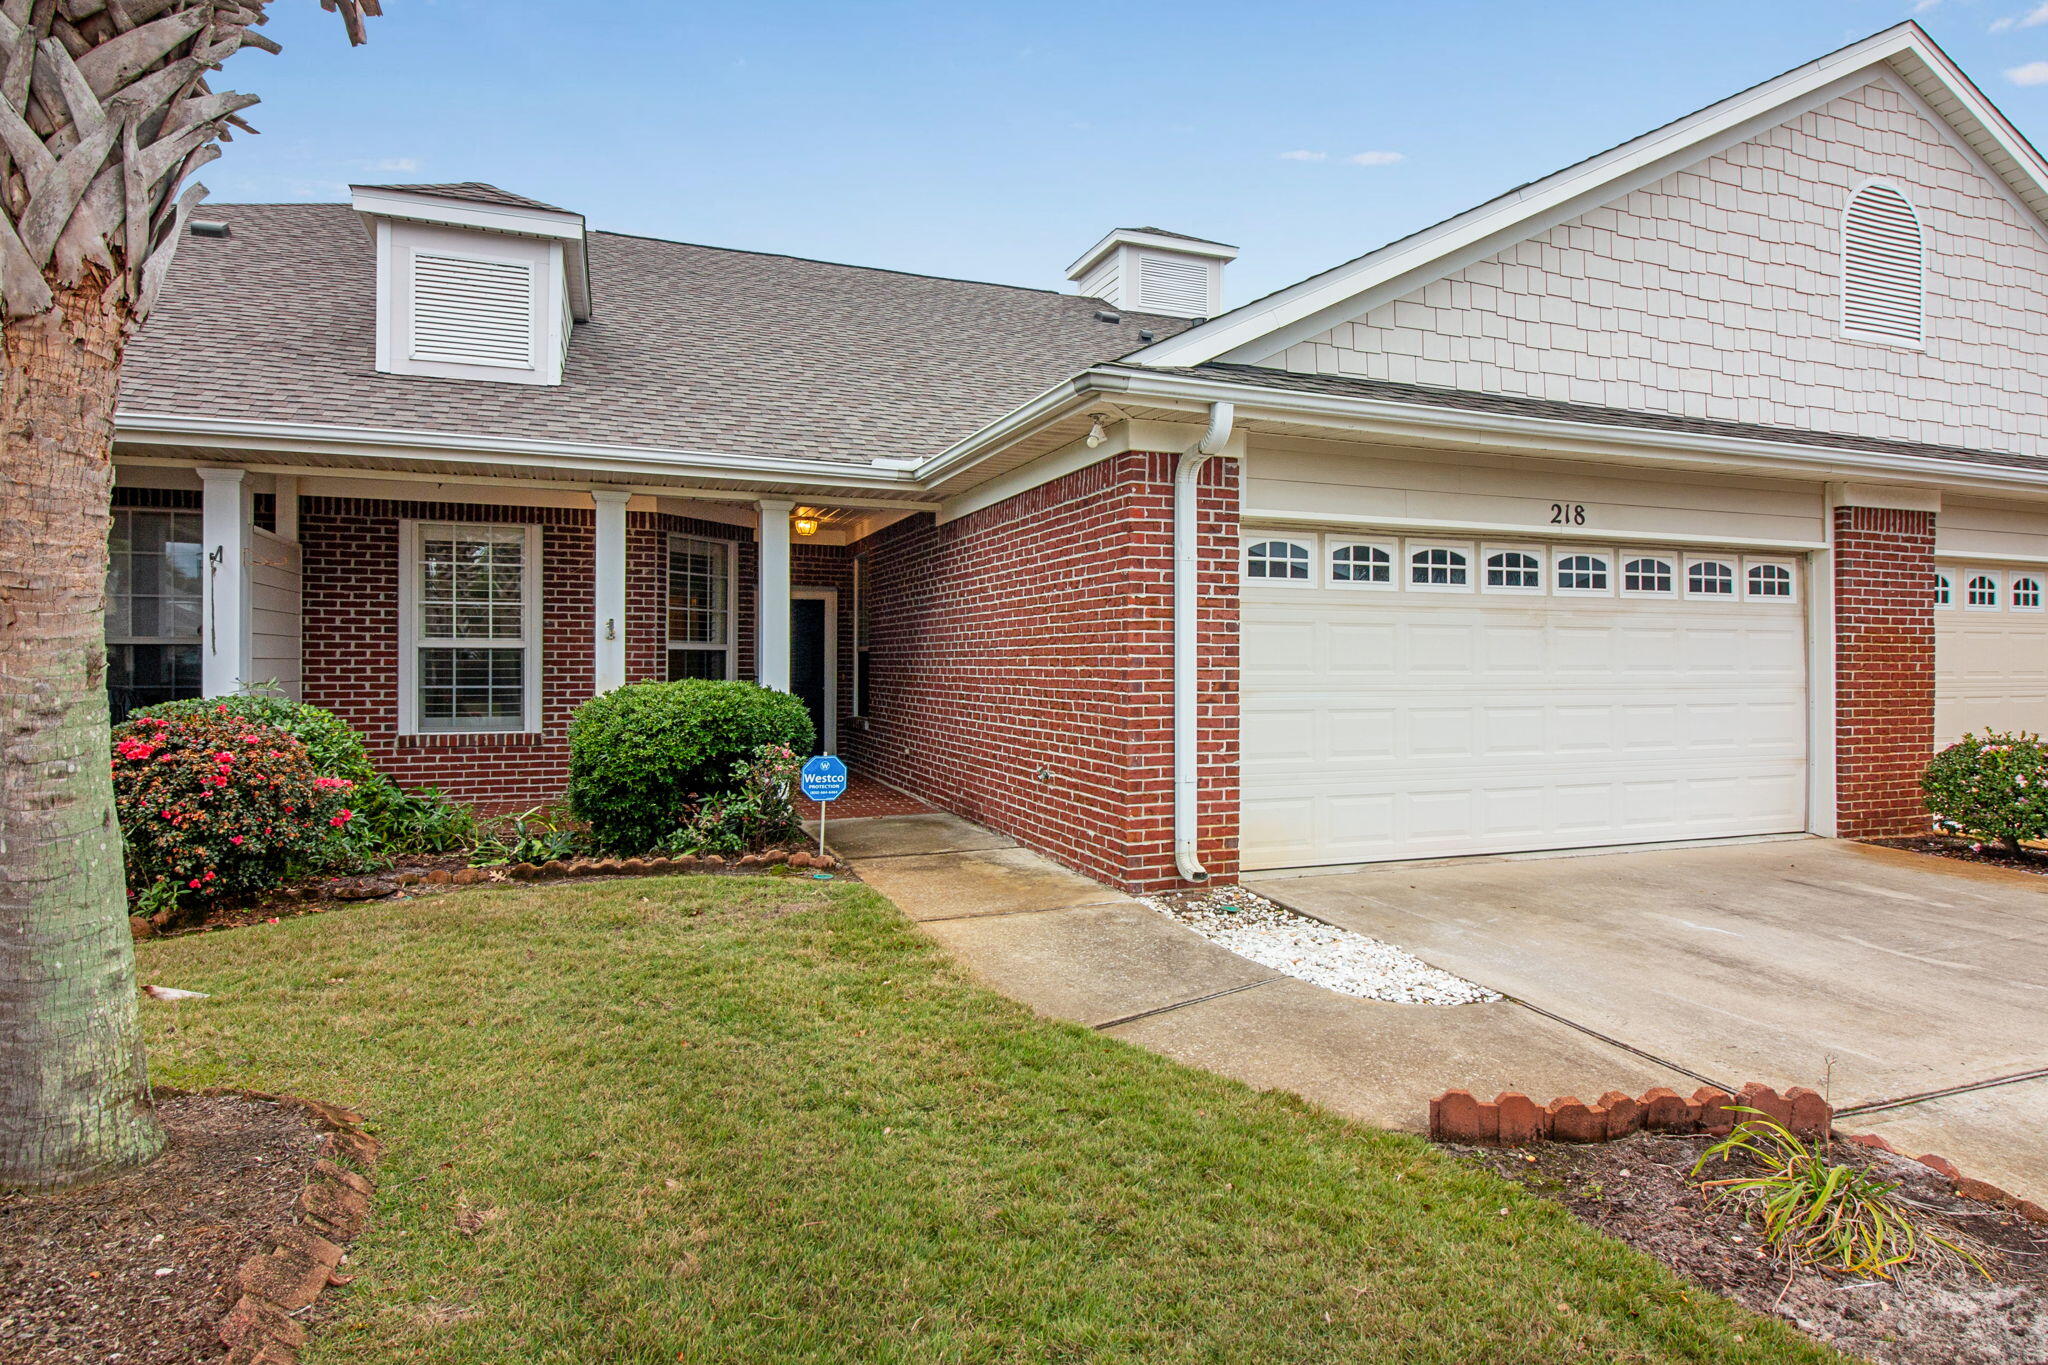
[[1137, 885, 1501, 1007]]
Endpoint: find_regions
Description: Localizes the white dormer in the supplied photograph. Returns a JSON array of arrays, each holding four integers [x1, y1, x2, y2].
[[351, 183, 592, 386], [1065, 227, 1237, 318]]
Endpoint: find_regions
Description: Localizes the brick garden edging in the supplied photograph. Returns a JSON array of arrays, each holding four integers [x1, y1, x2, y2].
[[180, 1089, 382, 1365], [1430, 1081, 2048, 1226], [1429, 1082, 1833, 1145]]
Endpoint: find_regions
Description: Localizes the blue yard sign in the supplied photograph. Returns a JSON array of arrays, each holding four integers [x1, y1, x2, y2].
[[799, 755, 848, 873], [799, 755, 848, 802]]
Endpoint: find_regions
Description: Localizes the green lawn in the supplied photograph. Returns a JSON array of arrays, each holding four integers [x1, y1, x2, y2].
[[141, 877, 1836, 1364]]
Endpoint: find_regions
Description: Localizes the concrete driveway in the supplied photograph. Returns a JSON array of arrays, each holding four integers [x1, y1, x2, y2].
[[1251, 838, 2048, 1200]]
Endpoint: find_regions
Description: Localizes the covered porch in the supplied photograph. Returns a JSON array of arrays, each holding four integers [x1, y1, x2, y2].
[[106, 451, 931, 809]]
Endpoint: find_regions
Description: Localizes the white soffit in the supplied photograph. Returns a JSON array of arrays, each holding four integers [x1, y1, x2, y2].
[[1128, 21, 2048, 368]]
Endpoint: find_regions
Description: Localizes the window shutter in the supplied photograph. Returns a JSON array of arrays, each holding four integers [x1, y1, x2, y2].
[[1136, 253, 1210, 315], [410, 253, 536, 366], [1842, 185, 1923, 345]]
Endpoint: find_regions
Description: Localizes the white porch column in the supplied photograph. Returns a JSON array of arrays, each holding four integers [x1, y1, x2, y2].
[[591, 489, 631, 694], [272, 474, 299, 542], [755, 498, 793, 691], [197, 466, 250, 696]]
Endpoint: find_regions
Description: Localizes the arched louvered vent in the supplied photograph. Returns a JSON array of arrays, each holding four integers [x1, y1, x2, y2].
[[1842, 184, 1924, 345]]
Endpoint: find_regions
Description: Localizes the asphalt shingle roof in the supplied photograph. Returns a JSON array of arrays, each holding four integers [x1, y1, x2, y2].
[[119, 203, 1194, 467], [1128, 362, 2048, 477], [349, 182, 578, 214]]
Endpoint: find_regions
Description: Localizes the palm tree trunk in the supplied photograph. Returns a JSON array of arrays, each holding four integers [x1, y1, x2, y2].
[[0, 273, 163, 1191]]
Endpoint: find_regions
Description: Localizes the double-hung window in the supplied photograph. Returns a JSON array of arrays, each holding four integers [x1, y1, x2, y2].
[[668, 534, 736, 680], [400, 522, 541, 733], [106, 508, 204, 719]]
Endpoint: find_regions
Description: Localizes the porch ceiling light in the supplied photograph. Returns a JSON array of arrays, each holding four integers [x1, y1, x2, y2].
[[792, 515, 820, 537]]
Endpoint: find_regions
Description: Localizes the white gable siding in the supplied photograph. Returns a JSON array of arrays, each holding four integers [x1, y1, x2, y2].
[[1264, 80, 2048, 455]]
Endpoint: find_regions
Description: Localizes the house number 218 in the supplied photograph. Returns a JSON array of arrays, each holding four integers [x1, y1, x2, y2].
[[1549, 502, 1587, 525]]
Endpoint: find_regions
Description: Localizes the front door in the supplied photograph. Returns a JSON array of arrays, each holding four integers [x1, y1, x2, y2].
[[790, 589, 836, 754]]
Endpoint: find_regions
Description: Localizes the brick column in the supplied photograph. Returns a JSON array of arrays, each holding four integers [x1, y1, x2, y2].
[[1833, 504, 1936, 838]]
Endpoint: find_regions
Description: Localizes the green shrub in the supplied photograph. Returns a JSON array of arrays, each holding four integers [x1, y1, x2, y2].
[[568, 681, 815, 854], [113, 708, 358, 903], [655, 745, 806, 857], [1922, 731, 2048, 856], [135, 692, 377, 788]]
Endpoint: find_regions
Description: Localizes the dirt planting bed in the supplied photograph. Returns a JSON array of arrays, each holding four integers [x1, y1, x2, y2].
[[1460, 1132, 2048, 1365], [1863, 835, 2048, 878]]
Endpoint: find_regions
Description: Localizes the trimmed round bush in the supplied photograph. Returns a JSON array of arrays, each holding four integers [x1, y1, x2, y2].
[[112, 707, 360, 903], [568, 681, 816, 854], [1922, 730, 2048, 856]]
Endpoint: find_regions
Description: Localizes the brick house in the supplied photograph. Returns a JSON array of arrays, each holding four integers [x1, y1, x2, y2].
[[111, 22, 2048, 892]]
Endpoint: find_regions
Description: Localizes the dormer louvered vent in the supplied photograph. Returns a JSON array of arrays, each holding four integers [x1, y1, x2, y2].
[[1842, 184, 1924, 346], [410, 253, 536, 367], [1137, 254, 1210, 316]]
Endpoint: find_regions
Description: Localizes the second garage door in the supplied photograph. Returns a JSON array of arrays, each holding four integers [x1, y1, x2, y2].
[[1935, 564, 2048, 743], [1241, 533, 1810, 870]]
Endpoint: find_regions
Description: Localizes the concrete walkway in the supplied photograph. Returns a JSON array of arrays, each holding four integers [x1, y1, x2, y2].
[[831, 812, 1693, 1132]]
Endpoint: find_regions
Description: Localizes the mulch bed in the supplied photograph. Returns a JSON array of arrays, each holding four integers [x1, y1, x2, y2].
[[1863, 835, 2048, 878], [1459, 1132, 2048, 1364], [0, 1093, 328, 1365]]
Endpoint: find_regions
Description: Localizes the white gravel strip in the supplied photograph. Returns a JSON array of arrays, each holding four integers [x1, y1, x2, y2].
[[1137, 885, 1501, 1006]]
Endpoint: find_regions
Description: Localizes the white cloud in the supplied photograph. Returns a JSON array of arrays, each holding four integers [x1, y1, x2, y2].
[[1278, 149, 1327, 161], [1992, 1, 2048, 29], [1912, 0, 1943, 13], [2008, 59, 2048, 83], [369, 156, 420, 172], [1348, 150, 1405, 166]]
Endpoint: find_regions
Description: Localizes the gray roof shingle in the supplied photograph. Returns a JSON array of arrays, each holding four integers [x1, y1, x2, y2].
[[348, 182, 578, 215], [119, 203, 1194, 467], [1127, 362, 2048, 476]]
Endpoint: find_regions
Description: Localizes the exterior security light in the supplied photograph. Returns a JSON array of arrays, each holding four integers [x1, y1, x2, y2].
[[1085, 415, 1109, 449], [793, 516, 820, 537]]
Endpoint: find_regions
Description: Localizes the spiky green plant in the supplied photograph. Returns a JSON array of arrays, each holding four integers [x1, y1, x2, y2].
[[1691, 1108, 1986, 1280]]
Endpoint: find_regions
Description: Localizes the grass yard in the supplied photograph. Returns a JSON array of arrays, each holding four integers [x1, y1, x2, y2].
[[141, 877, 1837, 1364]]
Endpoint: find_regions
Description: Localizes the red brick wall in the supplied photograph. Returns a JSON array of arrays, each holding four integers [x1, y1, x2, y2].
[[301, 497, 596, 810], [1834, 505, 1936, 838], [842, 451, 1239, 892]]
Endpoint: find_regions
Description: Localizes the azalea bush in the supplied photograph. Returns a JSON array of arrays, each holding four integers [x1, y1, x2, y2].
[[112, 707, 359, 905], [568, 681, 815, 854], [655, 745, 806, 857], [1922, 730, 2048, 857]]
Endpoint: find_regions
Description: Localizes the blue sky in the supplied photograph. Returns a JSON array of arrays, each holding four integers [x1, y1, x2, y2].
[[212, 0, 2048, 302]]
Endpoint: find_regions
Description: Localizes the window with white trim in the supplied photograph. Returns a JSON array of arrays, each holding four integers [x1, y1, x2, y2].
[[2013, 576, 2043, 612], [1329, 540, 1394, 587], [1685, 559, 1736, 598], [1621, 556, 1674, 596], [1745, 562, 1795, 600], [1482, 548, 1543, 592], [668, 534, 736, 680], [401, 522, 540, 733], [1933, 572, 1953, 610], [1554, 551, 1611, 594], [1407, 544, 1471, 590], [1244, 537, 1313, 584], [1841, 183, 1924, 347], [1966, 573, 2000, 610], [106, 508, 204, 719]]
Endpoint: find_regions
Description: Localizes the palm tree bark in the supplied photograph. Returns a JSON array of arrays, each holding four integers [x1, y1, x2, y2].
[[0, 267, 156, 1189], [0, 0, 378, 1191]]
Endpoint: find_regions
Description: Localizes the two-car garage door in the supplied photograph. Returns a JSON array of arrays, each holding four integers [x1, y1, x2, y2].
[[1935, 563, 2048, 743], [1241, 531, 1809, 870]]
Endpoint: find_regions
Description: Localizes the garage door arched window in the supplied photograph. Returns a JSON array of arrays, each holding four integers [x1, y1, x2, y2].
[[1622, 557, 1674, 596], [1555, 552, 1611, 595], [2013, 576, 2043, 611], [1483, 549, 1542, 592], [1967, 573, 2000, 610], [1933, 573, 1953, 609], [1842, 183, 1924, 347], [1686, 560, 1736, 598], [1745, 562, 1795, 600], [1330, 541, 1394, 587], [1245, 537, 1313, 584], [1407, 545, 1470, 591]]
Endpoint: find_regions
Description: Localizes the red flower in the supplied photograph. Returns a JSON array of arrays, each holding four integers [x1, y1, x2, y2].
[[230, 835, 244, 846], [329, 809, 354, 827], [187, 878, 201, 889]]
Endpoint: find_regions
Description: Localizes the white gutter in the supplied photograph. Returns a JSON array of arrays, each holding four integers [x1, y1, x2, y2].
[[1173, 401, 1236, 884], [114, 410, 928, 494]]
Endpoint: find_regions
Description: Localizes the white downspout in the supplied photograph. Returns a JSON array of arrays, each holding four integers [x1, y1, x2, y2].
[[1173, 401, 1236, 884]]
